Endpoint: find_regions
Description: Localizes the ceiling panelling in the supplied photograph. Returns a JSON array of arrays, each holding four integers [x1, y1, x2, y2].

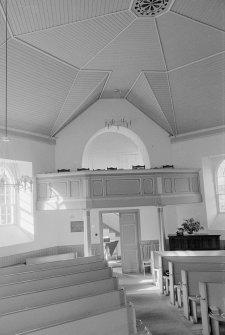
[[86, 19, 166, 97], [0, 8, 8, 46], [0, 1, 223, 141], [169, 53, 225, 134], [126, 72, 173, 134], [19, 11, 135, 68], [171, 0, 225, 32], [156, 11, 225, 71], [51, 71, 109, 135], [101, 69, 143, 99], [144, 71, 176, 134], [0, 39, 78, 135], [53, 77, 108, 136], [3, 0, 132, 36]]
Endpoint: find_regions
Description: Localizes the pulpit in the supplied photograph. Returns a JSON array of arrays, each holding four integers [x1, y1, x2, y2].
[[168, 234, 220, 251]]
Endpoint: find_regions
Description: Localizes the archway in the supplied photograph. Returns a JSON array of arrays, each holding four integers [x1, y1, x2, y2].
[[82, 126, 150, 169]]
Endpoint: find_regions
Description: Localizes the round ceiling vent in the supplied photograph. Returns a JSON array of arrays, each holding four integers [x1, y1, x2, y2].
[[131, 0, 173, 17]]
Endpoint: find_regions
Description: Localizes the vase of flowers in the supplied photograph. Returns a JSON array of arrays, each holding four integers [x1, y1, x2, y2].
[[179, 218, 204, 235]]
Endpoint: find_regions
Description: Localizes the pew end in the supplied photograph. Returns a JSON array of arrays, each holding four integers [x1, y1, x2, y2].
[[199, 282, 225, 335]]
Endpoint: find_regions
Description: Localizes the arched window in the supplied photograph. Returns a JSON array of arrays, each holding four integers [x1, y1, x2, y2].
[[216, 159, 225, 213], [0, 167, 16, 225]]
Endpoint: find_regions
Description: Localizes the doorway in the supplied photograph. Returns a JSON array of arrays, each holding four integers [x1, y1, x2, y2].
[[100, 210, 141, 274]]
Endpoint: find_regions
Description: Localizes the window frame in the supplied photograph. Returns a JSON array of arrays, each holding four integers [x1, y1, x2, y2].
[[215, 159, 225, 214], [0, 167, 16, 226]]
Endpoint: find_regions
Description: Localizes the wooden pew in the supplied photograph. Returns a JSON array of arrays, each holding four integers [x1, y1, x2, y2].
[[168, 261, 225, 306], [25, 252, 76, 264], [199, 282, 225, 335], [151, 251, 161, 286], [15, 304, 138, 335], [0, 289, 126, 334], [0, 260, 108, 285], [0, 277, 118, 314], [153, 251, 225, 294], [0, 267, 113, 298], [181, 270, 225, 322], [0, 255, 103, 276]]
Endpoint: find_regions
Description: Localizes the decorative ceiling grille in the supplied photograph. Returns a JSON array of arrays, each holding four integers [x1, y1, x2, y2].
[[132, 0, 171, 17]]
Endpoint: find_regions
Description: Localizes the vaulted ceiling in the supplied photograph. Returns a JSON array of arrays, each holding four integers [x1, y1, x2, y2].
[[0, 0, 224, 141]]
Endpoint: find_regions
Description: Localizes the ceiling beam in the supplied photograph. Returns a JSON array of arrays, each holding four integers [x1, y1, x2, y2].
[[81, 11, 136, 70], [168, 50, 225, 73], [51, 72, 110, 136], [170, 125, 225, 143], [154, 18, 177, 135], [0, 127, 56, 145], [0, 0, 14, 38], [170, 9, 225, 34], [15, 37, 80, 71]]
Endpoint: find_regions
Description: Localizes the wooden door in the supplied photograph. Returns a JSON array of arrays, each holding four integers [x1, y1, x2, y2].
[[120, 212, 140, 273]]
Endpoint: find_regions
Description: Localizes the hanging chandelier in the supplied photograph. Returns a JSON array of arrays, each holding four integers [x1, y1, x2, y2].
[[0, 0, 32, 192], [105, 118, 131, 129]]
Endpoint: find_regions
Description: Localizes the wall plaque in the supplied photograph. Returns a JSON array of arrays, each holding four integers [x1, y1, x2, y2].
[[70, 221, 84, 232]]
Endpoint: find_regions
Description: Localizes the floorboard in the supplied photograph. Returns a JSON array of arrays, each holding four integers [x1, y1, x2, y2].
[[117, 272, 202, 335]]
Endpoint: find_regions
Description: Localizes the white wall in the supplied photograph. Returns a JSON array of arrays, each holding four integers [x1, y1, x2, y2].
[[0, 137, 55, 256], [83, 132, 143, 170], [53, 99, 172, 247], [171, 132, 225, 239], [1, 137, 55, 175], [3, 102, 224, 257], [55, 99, 172, 170]]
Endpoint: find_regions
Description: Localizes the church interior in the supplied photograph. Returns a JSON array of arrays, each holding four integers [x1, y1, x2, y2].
[[0, 0, 224, 334]]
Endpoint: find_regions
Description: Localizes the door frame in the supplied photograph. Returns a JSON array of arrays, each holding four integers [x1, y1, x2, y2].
[[99, 209, 142, 272]]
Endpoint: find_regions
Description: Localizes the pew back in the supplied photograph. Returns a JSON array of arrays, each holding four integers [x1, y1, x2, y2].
[[0, 255, 103, 276], [181, 270, 225, 296], [16, 306, 134, 335], [26, 252, 76, 264], [153, 251, 225, 293], [0, 260, 107, 285], [169, 261, 225, 285], [0, 277, 118, 314], [199, 282, 225, 335], [0, 267, 112, 298], [181, 270, 225, 320], [0, 289, 125, 335], [168, 261, 225, 305]]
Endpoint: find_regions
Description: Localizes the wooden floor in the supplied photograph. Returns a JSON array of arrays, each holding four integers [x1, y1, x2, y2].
[[117, 271, 202, 335]]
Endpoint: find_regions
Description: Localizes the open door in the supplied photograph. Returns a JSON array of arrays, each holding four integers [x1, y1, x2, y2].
[[120, 211, 140, 273]]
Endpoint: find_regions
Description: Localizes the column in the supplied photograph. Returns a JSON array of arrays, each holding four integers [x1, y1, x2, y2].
[[83, 209, 91, 256], [157, 207, 166, 251]]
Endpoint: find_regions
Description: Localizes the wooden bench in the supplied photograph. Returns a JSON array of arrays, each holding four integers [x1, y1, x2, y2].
[[0, 267, 113, 298], [0, 260, 108, 285], [0, 255, 103, 276], [151, 251, 160, 286], [153, 251, 225, 294], [162, 275, 170, 295], [181, 270, 225, 322], [0, 277, 119, 314], [16, 303, 138, 335], [0, 289, 126, 334], [168, 261, 225, 306], [199, 282, 225, 335], [25, 252, 76, 264]]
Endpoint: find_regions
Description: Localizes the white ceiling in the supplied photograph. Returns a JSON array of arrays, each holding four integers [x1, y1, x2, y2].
[[0, 0, 224, 140]]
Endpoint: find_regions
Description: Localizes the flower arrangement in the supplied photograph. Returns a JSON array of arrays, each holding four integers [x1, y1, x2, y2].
[[176, 218, 204, 235]]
